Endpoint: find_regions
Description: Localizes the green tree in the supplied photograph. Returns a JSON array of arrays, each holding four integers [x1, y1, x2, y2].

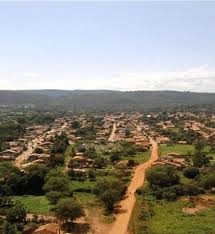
[[183, 167, 200, 179], [200, 173, 215, 189], [146, 166, 180, 188], [71, 121, 81, 129], [55, 198, 85, 223], [194, 139, 206, 151], [192, 151, 209, 167], [2, 221, 17, 234], [95, 178, 126, 212], [34, 147, 44, 154], [43, 175, 71, 204], [6, 202, 26, 223]]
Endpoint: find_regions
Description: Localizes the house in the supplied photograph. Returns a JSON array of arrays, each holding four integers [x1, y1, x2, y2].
[[0, 156, 15, 162], [157, 136, 172, 144], [152, 152, 186, 169], [33, 223, 60, 234], [0, 150, 17, 157]]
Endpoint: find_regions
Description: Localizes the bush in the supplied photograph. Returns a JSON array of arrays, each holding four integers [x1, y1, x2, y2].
[[200, 173, 215, 189], [183, 167, 200, 179], [183, 184, 203, 196], [34, 147, 44, 154], [95, 178, 126, 211], [55, 198, 85, 222], [146, 166, 180, 188]]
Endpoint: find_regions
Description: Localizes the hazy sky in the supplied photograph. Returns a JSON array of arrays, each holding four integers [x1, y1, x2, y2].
[[0, 1, 215, 91]]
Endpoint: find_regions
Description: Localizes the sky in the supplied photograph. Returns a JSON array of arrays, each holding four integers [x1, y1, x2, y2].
[[0, 1, 215, 92]]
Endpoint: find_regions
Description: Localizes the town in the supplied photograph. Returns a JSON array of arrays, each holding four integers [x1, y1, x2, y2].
[[0, 108, 215, 234]]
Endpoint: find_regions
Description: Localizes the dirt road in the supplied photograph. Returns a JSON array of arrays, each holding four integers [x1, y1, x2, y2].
[[108, 122, 116, 142], [15, 136, 43, 168], [108, 138, 158, 234]]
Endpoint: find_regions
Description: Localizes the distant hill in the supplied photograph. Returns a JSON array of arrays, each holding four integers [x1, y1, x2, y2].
[[0, 90, 215, 111]]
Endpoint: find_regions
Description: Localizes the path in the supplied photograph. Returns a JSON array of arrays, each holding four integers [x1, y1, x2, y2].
[[108, 138, 158, 234], [108, 121, 116, 142], [15, 136, 43, 168], [15, 121, 68, 168]]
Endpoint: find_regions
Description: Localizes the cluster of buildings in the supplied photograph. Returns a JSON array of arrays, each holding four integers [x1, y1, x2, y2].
[[106, 113, 151, 151], [0, 125, 48, 162], [152, 152, 187, 169]]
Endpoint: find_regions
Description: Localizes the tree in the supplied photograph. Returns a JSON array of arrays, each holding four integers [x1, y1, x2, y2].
[[146, 166, 180, 188], [194, 139, 206, 151], [43, 174, 71, 204], [55, 198, 85, 223], [100, 189, 121, 211], [43, 176, 70, 193], [2, 221, 17, 234], [95, 178, 126, 212], [46, 191, 64, 204], [208, 135, 215, 153], [110, 152, 121, 162], [88, 169, 96, 181], [94, 157, 107, 169], [192, 150, 209, 167], [183, 167, 199, 179], [6, 202, 26, 223], [23, 165, 48, 195], [200, 173, 215, 189], [125, 128, 131, 137], [71, 121, 81, 129], [34, 147, 44, 154], [85, 147, 97, 159]]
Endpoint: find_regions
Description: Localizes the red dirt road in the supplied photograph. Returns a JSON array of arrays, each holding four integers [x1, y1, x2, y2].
[[108, 122, 117, 142], [108, 138, 158, 234]]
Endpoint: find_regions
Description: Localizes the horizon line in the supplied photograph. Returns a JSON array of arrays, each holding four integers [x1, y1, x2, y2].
[[0, 89, 215, 94]]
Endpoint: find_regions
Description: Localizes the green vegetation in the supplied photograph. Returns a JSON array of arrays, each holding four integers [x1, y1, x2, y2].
[[132, 140, 215, 233], [95, 178, 126, 212], [159, 144, 195, 156], [11, 196, 53, 215], [55, 198, 85, 222], [131, 194, 215, 234]]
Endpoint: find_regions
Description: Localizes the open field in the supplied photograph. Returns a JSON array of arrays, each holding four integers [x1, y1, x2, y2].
[[159, 144, 195, 156], [11, 196, 54, 215], [159, 144, 215, 160], [130, 194, 215, 234], [121, 150, 151, 164]]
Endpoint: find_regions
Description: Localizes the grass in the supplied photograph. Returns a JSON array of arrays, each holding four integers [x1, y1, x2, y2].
[[70, 180, 96, 191], [11, 195, 54, 215], [159, 144, 215, 161], [121, 150, 151, 164], [167, 127, 180, 132], [131, 194, 215, 234], [74, 192, 98, 207], [149, 199, 215, 234], [159, 144, 195, 157]]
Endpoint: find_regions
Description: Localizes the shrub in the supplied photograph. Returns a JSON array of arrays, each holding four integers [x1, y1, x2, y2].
[[200, 173, 215, 189], [146, 166, 180, 188], [183, 167, 200, 179]]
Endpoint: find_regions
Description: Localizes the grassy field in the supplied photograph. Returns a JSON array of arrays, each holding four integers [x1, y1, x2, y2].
[[130, 194, 215, 234], [11, 195, 54, 215], [74, 192, 98, 207], [159, 144, 195, 157], [121, 150, 151, 164], [71, 180, 96, 191], [159, 144, 215, 161]]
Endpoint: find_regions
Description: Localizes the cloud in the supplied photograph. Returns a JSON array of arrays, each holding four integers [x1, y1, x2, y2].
[[23, 72, 41, 80], [0, 65, 215, 92], [115, 65, 215, 92]]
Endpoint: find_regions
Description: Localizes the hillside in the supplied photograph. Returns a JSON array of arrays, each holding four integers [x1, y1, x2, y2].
[[1, 90, 215, 111]]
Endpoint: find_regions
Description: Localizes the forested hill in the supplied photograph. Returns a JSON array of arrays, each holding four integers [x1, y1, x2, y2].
[[1, 90, 215, 111]]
